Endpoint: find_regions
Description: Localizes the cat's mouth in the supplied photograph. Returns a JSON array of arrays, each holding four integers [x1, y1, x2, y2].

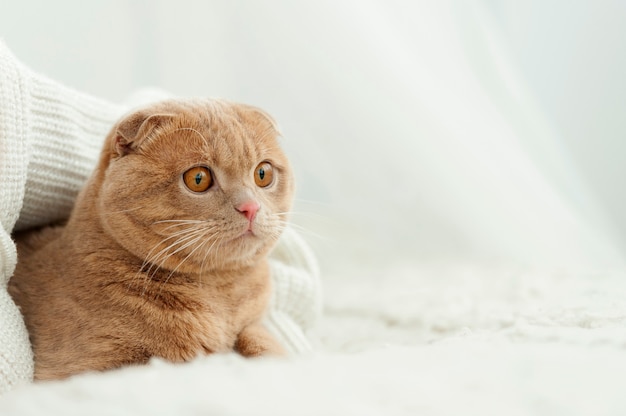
[[219, 221, 258, 243], [236, 227, 256, 240]]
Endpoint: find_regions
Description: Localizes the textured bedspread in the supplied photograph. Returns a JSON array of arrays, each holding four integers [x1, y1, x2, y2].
[[2, 265, 625, 415]]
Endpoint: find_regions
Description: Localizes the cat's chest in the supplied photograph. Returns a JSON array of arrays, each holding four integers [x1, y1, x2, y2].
[[129, 276, 268, 359]]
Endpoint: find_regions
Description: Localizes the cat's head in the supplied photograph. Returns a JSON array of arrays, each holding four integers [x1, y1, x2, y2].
[[95, 99, 294, 274]]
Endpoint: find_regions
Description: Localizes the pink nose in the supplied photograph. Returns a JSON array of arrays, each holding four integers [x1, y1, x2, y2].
[[236, 201, 260, 222]]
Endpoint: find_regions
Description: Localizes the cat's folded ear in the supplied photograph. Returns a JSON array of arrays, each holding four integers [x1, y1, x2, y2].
[[237, 104, 282, 137], [114, 111, 175, 156]]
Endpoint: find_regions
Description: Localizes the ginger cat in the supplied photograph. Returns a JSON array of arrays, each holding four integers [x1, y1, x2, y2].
[[9, 99, 294, 380]]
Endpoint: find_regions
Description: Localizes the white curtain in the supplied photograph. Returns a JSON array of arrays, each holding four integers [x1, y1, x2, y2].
[[2, 0, 625, 270]]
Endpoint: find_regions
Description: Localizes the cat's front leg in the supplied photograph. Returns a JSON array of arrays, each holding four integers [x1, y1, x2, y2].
[[235, 323, 285, 357]]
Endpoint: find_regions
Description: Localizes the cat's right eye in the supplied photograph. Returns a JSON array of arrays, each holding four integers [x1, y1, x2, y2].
[[183, 166, 212, 193]]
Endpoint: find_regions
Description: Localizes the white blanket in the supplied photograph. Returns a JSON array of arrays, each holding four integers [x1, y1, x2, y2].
[[1, 265, 626, 415]]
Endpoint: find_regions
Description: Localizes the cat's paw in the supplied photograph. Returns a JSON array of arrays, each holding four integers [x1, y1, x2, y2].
[[235, 323, 286, 357]]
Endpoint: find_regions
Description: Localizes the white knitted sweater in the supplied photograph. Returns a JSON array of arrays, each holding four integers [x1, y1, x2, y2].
[[0, 41, 320, 394]]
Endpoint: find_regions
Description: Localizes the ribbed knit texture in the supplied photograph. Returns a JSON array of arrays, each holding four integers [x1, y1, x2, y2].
[[0, 42, 320, 393], [267, 227, 322, 353], [16, 70, 125, 230], [0, 40, 35, 395]]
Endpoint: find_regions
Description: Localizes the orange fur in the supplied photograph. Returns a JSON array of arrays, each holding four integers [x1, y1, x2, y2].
[[9, 99, 294, 380]]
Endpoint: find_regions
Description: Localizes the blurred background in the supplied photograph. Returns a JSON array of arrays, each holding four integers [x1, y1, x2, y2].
[[2, 0, 625, 273]]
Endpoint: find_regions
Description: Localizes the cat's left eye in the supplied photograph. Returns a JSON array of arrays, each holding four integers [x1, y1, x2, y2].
[[254, 162, 274, 188], [183, 166, 212, 193]]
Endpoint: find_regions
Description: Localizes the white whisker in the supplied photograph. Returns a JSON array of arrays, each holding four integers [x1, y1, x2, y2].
[[136, 225, 213, 295], [269, 215, 324, 240], [144, 227, 214, 279], [153, 219, 204, 224], [100, 206, 145, 216], [157, 227, 221, 294]]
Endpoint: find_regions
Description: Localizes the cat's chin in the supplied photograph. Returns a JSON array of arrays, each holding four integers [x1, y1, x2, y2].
[[227, 231, 264, 252], [236, 229, 256, 239], [225, 232, 276, 259], [170, 231, 266, 271], [225, 222, 268, 244]]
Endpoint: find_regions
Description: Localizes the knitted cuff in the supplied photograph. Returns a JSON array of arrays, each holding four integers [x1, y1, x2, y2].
[[264, 310, 314, 354], [12, 64, 125, 231], [268, 227, 322, 352], [0, 289, 33, 395], [0, 41, 29, 246]]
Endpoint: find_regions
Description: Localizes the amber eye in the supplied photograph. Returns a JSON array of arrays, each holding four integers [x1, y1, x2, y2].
[[183, 166, 212, 192], [254, 162, 274, 187]]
